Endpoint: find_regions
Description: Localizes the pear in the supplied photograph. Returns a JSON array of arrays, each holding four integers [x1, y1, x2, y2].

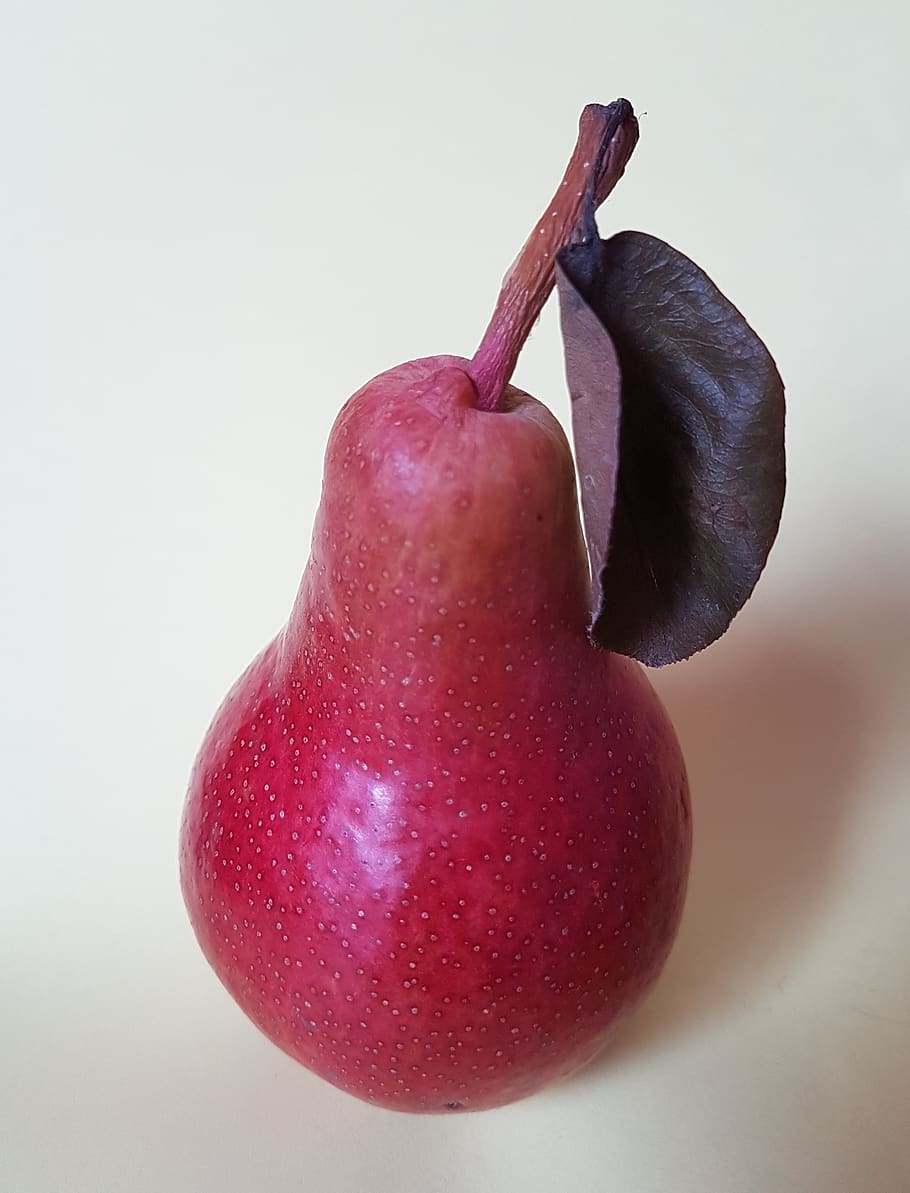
[[180, 97, 784, 1114], [180, 353, 690, 1111]]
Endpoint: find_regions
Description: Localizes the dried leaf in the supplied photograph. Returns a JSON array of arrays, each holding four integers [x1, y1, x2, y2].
[[557, 231, 786, 666]]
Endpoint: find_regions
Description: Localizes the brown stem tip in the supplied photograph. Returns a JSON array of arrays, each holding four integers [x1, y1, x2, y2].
[[467, 100, 639, 413]]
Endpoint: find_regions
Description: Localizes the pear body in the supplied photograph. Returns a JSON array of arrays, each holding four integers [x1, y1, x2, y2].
[[180, 357, 690, 1112]]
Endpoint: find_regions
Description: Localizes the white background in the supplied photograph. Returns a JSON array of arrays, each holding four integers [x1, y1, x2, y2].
[[2, 2, 909, 1190]]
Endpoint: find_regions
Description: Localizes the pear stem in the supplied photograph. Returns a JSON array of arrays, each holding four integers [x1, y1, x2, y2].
[[467, 100, 639, 413]]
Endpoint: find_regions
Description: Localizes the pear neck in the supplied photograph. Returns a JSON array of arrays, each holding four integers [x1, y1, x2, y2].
[[283, 549, 592, 684]]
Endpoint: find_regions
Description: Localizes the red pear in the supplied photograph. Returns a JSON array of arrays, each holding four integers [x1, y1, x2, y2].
[[179, 100, 739, 1113], [181, 353, 690, 1111]]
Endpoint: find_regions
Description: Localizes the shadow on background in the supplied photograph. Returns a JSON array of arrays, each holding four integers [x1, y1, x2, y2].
[[582, 555, 910, 1066]]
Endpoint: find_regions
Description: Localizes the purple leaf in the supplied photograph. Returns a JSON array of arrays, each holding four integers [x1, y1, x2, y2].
[[557, 231, 786, 666]]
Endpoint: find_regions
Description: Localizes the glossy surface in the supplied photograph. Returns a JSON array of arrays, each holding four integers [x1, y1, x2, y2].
[[181, 358, 691, 1111]]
